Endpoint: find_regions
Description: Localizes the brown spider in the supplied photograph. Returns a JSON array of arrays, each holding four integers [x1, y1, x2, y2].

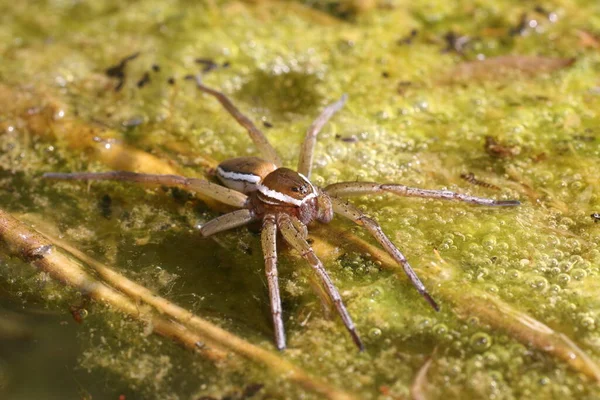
[[43, 76, 520, 351]]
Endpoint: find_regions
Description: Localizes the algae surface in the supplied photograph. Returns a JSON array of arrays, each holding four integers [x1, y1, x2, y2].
[[1, 1, 600, 399]]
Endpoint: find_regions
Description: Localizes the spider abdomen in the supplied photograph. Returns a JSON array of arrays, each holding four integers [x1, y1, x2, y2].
[[216, 157, 277, 194]]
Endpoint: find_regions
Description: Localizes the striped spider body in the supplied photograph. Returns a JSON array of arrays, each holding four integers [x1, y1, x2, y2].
[[44, 76, 520, 351]]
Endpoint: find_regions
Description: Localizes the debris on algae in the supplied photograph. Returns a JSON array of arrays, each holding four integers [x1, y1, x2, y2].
[[1, 1, 600, 399]]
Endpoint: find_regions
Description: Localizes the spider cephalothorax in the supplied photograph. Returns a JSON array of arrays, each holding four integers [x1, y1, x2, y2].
[[44, 76, 519, 351]]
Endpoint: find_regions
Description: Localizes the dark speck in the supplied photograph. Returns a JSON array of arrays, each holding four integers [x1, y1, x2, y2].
[[263, 121, 273, 128], [195, 58, 219, 73], [398, 29, 418, 45], [335, 134, 358, 143], [152, 64, 160, 72], [167, 77, 176, 85], [573, 135, 596, 142], [510, 13, 531, 36], [382, 71, 390, 78], [442, 31, 471, 55], [26, 245, 53, 261], [137, 72, 151, 88], [105, 52, 140, 92]]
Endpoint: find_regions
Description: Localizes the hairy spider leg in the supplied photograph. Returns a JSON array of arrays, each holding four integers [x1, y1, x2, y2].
[[297, 94, 348, 179], [261, 214, 286, 350], [199, 209, 287, 351], [329, 196, 440, 312], [191, 76, 282, 167], [324, 182, 520, 207], [43, 171, 248, 208], [199, 209, 256, 237], [278, 213, 365, 351]]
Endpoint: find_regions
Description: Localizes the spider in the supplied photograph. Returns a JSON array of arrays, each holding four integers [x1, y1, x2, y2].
[[43, 76, 520, 351]]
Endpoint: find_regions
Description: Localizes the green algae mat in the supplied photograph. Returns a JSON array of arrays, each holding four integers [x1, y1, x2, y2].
[[1, 1, 600, 399]]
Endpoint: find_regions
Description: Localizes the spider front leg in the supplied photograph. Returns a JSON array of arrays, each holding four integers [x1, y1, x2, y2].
[[190, 75, 282, 167], [261, 214, 286, 350], [42, 171, 248, 208], [328, 196, 440, 311], [297, 94, 347, 179], [324, 182, 520, 207], [278, 213, 365, 351]]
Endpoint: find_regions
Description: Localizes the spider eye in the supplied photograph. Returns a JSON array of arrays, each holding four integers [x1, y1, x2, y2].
[[291, 187, 300, 192]]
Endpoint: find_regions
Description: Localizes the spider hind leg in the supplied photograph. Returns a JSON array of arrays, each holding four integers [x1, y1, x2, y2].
[[278, 213, 365, 351], [329, 196, 440, 312]]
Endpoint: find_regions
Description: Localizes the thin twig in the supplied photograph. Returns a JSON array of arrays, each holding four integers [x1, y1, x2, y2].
[[410, 355, 434, 400], [0, 209, 224, 362], [0, 210, 357, 400]]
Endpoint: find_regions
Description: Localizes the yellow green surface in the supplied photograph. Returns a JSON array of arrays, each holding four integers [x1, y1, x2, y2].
[[1, 1, 600, 399]]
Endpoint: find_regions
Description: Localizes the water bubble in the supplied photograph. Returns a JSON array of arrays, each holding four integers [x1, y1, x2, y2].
[[370, 287, 383, 298], [433, 323, 448, 336], [418, 317, 432, 329], [571, 268, 587, 280], [557, 273, 570, 286], [508, 269, 521, 280], [579, 316, 595, 330], [368, 328, 382, 339], [482, 235, 496, 250], [470, 332, 492, 352], [549, 284, 561, 293], [528, 276, 548, 291], [485, 285, 499, 294]]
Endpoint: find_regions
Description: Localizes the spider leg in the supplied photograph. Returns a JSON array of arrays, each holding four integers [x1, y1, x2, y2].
[[199, 209, 256, 237], [189, 75, 282, 167], [297, 94, 348, 179], [43, 171, 248, 208], [328, 196, 440, 312], [278, 213, 364, 351], [324, 182, 520, 207], [261, 214, 286, 350]]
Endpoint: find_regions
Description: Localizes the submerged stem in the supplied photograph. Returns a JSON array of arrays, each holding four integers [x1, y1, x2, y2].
[[313, 224, 600, 382], [0, 210, 357, 400]]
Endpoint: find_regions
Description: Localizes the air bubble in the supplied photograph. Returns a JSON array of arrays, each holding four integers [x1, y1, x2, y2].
[[369, 328, 382, 339], [433, 324, 448, 336], [549, 284, 561, 293], [470, 332, 492, 352], [508, 269, 521, 280], [557, 273, 570, 286], [482, 235, 496, 250], [528, 276, 548, 291], [579, 316, 595, 330], [571, 268, 587, 280]]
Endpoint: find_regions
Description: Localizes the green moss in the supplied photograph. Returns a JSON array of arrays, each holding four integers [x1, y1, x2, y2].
[[1, 0, 600, 399]]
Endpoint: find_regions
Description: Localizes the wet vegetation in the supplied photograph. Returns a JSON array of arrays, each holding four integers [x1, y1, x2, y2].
[[1, 0, 600, 399]]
